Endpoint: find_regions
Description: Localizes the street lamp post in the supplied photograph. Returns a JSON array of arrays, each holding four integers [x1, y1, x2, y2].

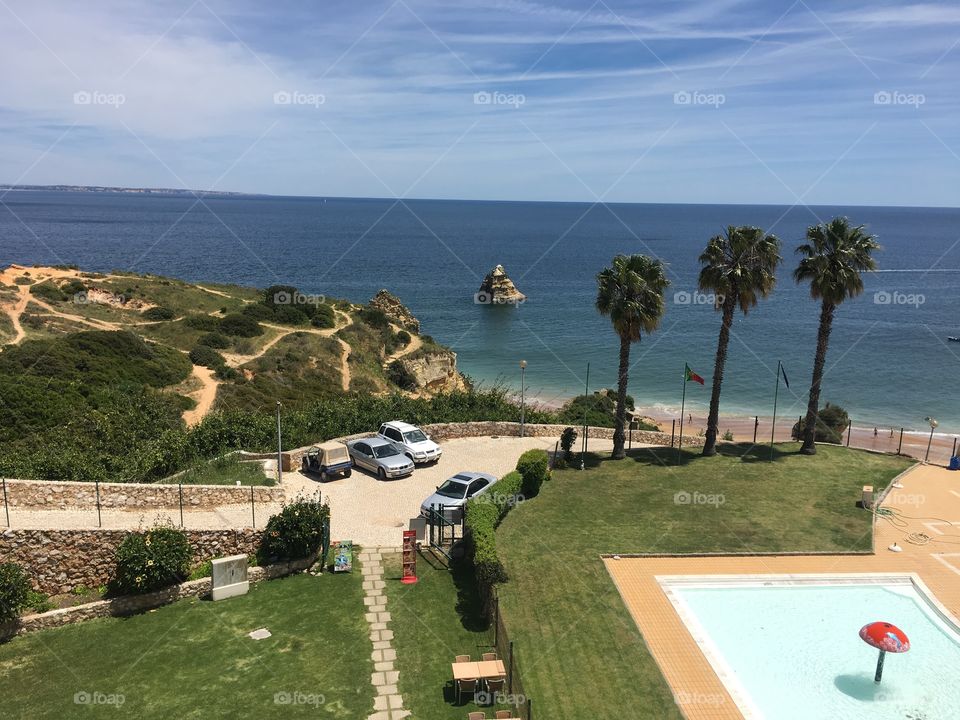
[[276, 400, 283, 484], [924, 416, 938, 463], [519, 360, 527, 438]]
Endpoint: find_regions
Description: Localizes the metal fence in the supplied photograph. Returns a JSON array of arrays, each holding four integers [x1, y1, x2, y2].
[[490, 591, 533, 720]]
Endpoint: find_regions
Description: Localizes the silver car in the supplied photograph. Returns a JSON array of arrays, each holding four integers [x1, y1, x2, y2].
[[419, 471, 498, 522], [347, 438, 414, 480]]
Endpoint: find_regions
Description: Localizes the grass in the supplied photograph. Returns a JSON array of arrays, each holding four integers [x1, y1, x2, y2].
[[494, 442, 913, 720], [167, 454, 275, 486], [383, 551, 522, 719], [0, 571, 374, 719]]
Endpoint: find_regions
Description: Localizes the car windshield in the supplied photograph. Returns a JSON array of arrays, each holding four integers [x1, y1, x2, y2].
[[435, 479, 467, 499], [373, 444, 401, 459], [403, 429, 428, 443]]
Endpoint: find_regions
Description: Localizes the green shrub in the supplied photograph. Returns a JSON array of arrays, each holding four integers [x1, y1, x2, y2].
[[189, 345, 225, 368], [396, 330, 411, 346], [311, 304, 336, 329], [357, 306, 390, 330], [61, 279, 87, 297], [260, 495, 330, 561], [722, 429, 734, 441], [386, 360, 418, 391], [198, 332, 231, 349], [189, 560, 212, 580], [112, 525, 191, 594], [241, 303, 275, 321], [0, 562, 31, 622], [792, 402, 850, 444], [184, 314, 220, 331], [26, 590, 54, 614], [516, 448, 550, 498], [272, 305, 310, 325], [143, 306, 176, 321], [29, 282, 66, 303], [218, 313, 263, 337], [463, 470, 524, 588], [560, 426, 578, 459]]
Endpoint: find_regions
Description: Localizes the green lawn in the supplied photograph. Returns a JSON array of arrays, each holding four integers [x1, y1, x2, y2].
[[383, 552, 520, 719], [494, 442, 913, 720], [0, 571, 373, 719]]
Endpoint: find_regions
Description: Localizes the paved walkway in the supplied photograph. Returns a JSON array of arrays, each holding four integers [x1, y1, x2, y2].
[[361, 547, 409, 720], [605, 463, 960, 720]]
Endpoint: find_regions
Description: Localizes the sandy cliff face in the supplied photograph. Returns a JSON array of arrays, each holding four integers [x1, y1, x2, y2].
[[370, 289, 420, 332], [396, 350, 466, 393]]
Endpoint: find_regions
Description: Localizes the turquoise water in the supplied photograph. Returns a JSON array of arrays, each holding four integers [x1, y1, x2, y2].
[[674, 581, 960, 719]]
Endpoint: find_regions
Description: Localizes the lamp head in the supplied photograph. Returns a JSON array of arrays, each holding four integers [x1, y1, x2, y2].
[[520, 360, 527, 369], [925, 416, 938, 429]]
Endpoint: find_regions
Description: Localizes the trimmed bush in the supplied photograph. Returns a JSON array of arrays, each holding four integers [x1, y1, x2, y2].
[[143, 306, 175, 321], [260, 495, 330, 561], [463, 469, 524, 588], [198, 332, 231, 349], [112, 525, 191, 594], [0, 562, 31, 622], [516, 448, 550, 498], [189, 345, 225, 368], [792, 402, 850, 444], [560, 426, 578, 460]]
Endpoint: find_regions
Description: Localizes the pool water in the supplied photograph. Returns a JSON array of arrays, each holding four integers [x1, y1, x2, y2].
[[670, 578, 960, 719]]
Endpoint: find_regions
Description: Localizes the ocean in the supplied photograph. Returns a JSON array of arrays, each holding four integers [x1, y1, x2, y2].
[[1, 191, 958, 430]]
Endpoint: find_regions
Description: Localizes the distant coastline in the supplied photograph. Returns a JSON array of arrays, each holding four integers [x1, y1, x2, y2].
[[0, 184, 259, 198]]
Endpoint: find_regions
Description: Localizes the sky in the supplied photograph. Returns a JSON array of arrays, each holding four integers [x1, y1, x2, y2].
[[1, 0, 959, 206]]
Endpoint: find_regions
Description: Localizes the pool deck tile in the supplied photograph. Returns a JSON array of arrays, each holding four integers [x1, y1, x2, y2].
[[605, 464, 960, 720]]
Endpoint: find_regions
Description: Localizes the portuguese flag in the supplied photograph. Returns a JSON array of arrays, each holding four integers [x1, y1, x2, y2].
[[684, 364, 705, 385]]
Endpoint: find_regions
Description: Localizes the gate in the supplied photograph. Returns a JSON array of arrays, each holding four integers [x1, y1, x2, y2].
[[424, 503, 464, 560]]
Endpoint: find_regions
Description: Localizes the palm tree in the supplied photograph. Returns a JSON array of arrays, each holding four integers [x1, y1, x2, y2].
[[698, 226, 782, 456], [795, 217, 880, 455], [596, 254, 670, 459]]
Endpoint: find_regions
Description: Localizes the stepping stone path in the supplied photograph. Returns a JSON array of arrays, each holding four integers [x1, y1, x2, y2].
[[361, 547, 409, 720]]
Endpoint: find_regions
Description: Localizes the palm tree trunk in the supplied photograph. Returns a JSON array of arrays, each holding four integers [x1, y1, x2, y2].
[[612, 334, 631, 459], [702, 299, 735, 456], [801, 300, 835, 455]]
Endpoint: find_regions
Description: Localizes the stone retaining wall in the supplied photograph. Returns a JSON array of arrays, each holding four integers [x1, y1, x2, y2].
[[0, 554, 315, 641], [1, 478, 283, 511], [0, 528, 264, 595], [285, 421, 704, 465]]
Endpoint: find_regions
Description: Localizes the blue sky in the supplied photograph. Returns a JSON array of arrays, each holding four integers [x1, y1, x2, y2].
[[1, 0, 959, 205]]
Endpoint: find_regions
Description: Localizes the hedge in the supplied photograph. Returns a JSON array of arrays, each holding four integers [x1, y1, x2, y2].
[[463, 469, 523, 588], [516, 448, 550, 498], [0, 562, 31, 622]]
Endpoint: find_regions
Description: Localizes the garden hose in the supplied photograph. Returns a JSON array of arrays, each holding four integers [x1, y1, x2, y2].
[[875, 507, 960, 545]]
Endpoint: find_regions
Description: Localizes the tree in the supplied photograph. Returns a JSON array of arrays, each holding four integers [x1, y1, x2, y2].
[[698, 226, 781, 456], [596, 255, 670, 459], [794, 217, 880, 455]]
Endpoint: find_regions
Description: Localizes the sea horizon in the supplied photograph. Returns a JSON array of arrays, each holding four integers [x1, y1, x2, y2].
[[3, 190, 958, 431]]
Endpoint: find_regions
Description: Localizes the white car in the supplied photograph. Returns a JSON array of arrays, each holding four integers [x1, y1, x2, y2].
[[377, 421, 442, 464]]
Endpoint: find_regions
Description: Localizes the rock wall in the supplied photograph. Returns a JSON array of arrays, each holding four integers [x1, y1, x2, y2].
[[0, 554, 314, 641], [1, 478, 284, 511], [0, 528, 264, 595], [285, 421, 703, 466]]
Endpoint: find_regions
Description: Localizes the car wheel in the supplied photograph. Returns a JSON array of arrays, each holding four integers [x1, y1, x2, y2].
[[320, 470, 330, 482], [344, 468, 352, 478], [378, 467, 386, 481], [301, 459, 308, 473]]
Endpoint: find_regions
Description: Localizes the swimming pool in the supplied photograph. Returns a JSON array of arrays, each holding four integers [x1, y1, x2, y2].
[[662, 574, 960, 719]]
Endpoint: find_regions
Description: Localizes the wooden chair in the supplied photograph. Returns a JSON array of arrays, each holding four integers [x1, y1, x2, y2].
[[495, 712, 512, 719], [457, 677, 478, 704], [482, 652, 498, 661], [485, 677, 506, 697], [455, 654, 471, 663], [467, 713, 486, 720]]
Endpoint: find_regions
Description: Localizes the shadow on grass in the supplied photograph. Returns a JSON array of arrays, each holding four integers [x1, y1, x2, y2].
[[450, 557, 489, 634]]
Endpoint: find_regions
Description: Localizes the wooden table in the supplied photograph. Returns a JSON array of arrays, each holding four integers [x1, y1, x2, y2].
[[451, 659, 506, 681]]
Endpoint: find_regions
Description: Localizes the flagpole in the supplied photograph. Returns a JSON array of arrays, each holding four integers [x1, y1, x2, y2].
[[677, 366, 687, 465], [580, 362, 590, 471], [770, 360, 781, 461]]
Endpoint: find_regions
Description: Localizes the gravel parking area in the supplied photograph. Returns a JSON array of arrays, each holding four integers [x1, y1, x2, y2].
[[285, 435, 615, 547], [4, 435, 620, 540]]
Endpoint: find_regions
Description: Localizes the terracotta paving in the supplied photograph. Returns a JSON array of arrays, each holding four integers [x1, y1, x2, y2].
[[604, 463, 960, 720]]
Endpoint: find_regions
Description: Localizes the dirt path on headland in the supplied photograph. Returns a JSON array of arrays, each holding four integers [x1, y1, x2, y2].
[[383, 322, 422, 364], [183, 364, 218, 426]]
